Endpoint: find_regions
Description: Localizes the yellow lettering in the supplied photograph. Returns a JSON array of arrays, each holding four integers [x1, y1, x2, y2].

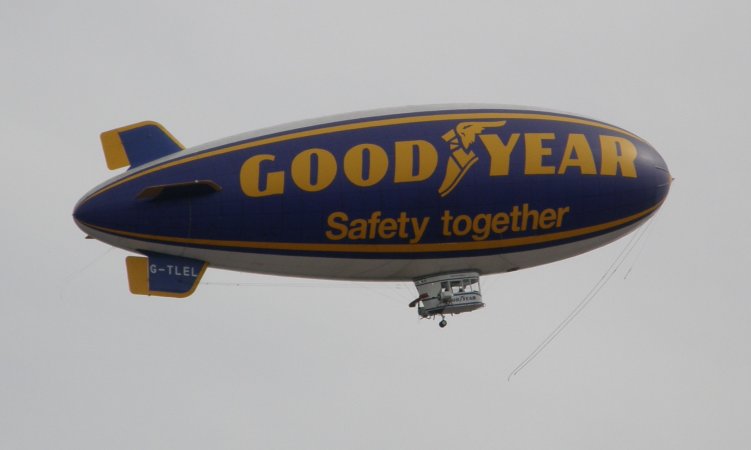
[[343, 143, 388, 187], [471, 214, 492, 241], [479, 133, 519, 176], [325, 211, 430, 243], [521, 203, 539, 231], [394, 140, 438, 183], [348, 218, 368, 240], [239, 154, 285, 197], [491, 212, 509, 234], [410, 217, 429, 244], [378, 218, 398, 239], [367, 211, 381, 239], [441, 210, 453, 236], [436, 206, 569, 240], [538, 208, 557, 229], [452, 215, 472, 237], [600, 136, 636, 178], [397, 212, 410, 239], [325, 212, 349, 240], [524, 133, 556, 175], [600, 135, 638, 177], [558, 134, 596, 175], [510, 205, 522, 232], [291, 148, 337, 192]]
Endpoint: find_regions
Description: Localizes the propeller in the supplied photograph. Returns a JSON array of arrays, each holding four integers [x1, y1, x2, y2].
[[408, 293, 428, 308]]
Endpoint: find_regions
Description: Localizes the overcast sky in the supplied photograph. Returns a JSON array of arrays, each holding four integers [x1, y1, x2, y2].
[[2, 0, 750, 448]]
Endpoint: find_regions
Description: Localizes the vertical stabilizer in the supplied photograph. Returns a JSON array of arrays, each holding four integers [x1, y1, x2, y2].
[[101, 121, 184, 170], [125, 252, 207, 298]]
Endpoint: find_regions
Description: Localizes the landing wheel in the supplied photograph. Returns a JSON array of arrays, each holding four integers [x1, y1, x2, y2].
[[439, 319, 447, 328]]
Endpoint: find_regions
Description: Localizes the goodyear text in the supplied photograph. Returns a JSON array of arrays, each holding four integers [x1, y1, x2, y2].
[[240, 130, 638, 198]]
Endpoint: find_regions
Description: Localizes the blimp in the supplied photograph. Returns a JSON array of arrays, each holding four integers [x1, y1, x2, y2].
[[73, 105, 671, 327]]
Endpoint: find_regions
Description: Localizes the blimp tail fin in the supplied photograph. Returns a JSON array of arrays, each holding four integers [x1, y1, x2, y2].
[[101, 121, 184, 170], [125, 252, 207, 298]]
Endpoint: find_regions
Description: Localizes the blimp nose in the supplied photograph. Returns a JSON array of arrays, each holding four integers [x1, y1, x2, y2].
[[647, 151, 672, 205], [72, 194, 108, 233], [72, 183, 131, 236], [72, 198, 86, 223], [73, 179, 195, 241]]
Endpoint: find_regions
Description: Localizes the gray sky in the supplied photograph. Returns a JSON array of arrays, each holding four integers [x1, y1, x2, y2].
[[2, 0, 750, 448]]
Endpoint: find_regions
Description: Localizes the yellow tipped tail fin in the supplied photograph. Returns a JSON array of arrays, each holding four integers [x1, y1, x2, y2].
[[125, 253, 207, 298], [101, 121, 184, 170]]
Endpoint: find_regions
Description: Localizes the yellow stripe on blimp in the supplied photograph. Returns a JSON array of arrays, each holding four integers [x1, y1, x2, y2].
[[83, 112, 643, 203], [84, 202, 661, 255]]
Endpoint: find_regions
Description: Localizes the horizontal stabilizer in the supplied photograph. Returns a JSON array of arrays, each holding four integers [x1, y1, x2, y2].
[[125, 252, 207, 298], [101, 121, 184, 170], [136, 180, 222, 201]]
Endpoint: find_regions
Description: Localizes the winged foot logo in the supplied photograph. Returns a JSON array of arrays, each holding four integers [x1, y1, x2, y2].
[[438, 121, 507, 196]]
